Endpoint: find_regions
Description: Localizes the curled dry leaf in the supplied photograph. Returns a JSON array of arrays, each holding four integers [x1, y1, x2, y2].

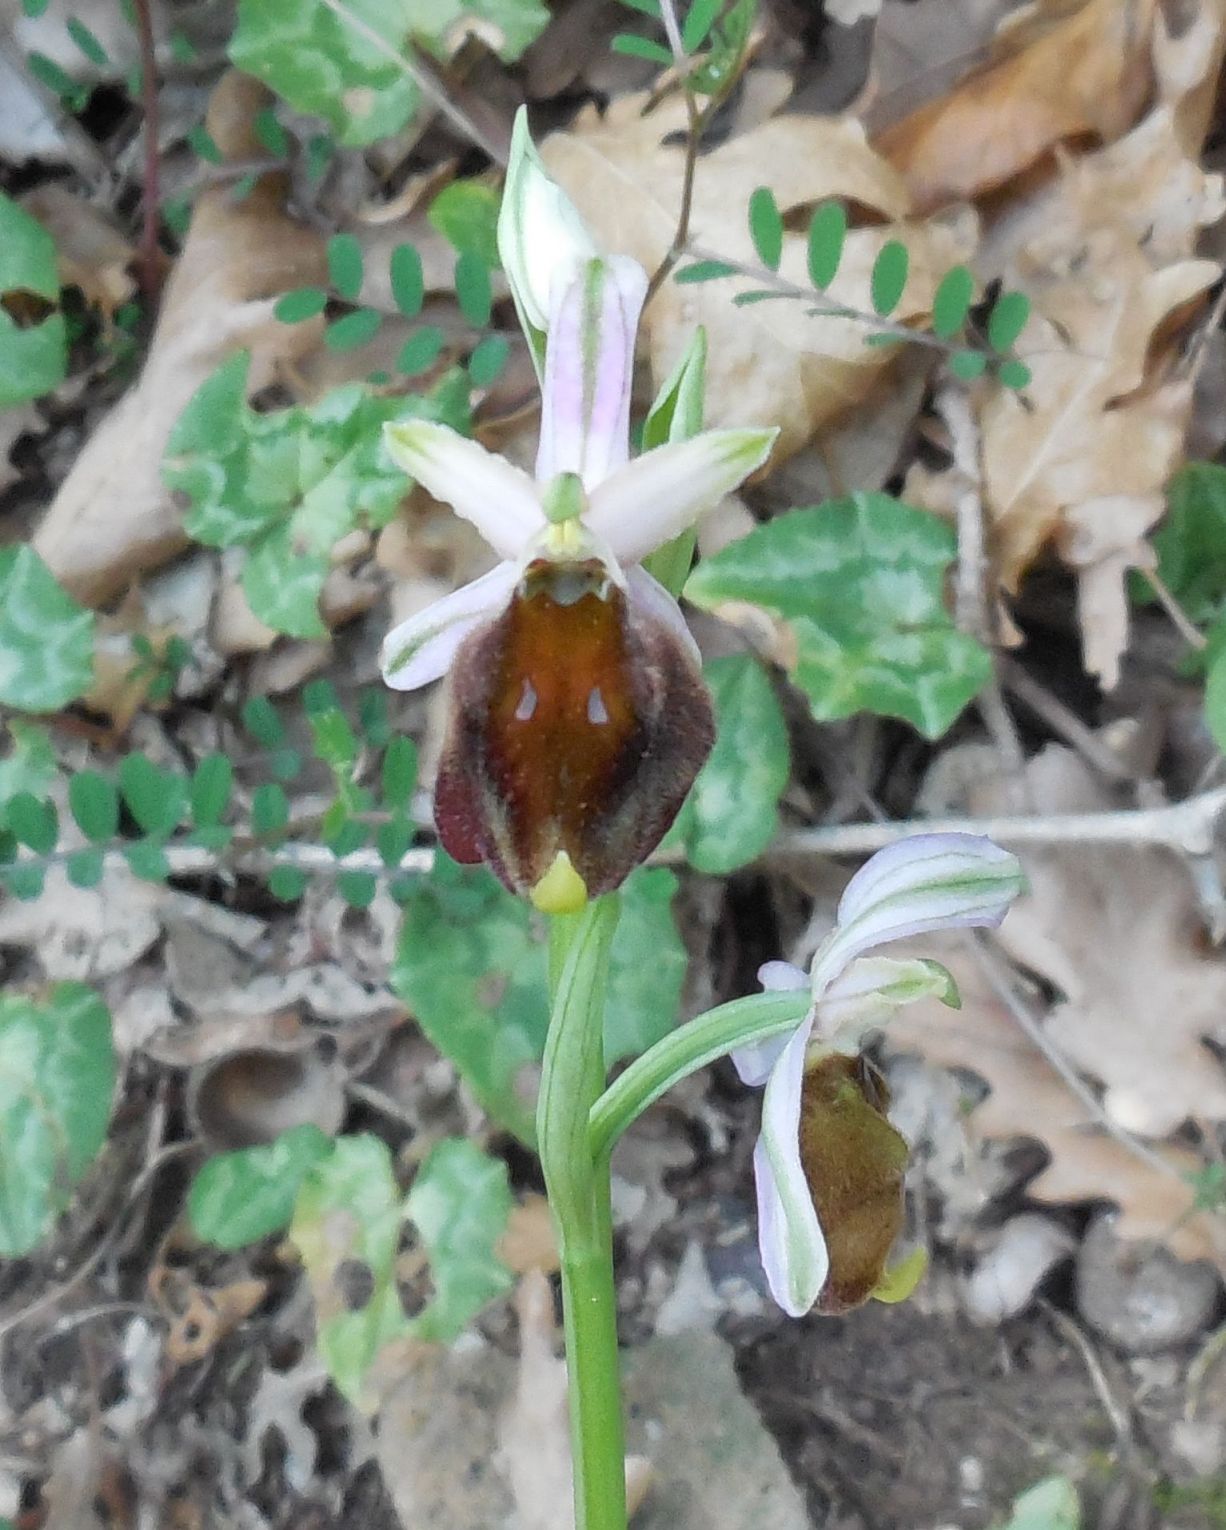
[[907, 59, 1225, 685], [541, 90, 977, 462], [890, 746, 1226, 1271], [875, 0, 1161, 210], [32, 71, 327, 606], [20, 184, 136, 318]]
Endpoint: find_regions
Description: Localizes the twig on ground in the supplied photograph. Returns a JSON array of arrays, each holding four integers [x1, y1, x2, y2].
[[936, 386, 1030, 810], [1038, 1299, 1135, 1453], [1137, 565, 1208, 653], [997, 656, 1138, 784], [12, 784, 1226, 889]]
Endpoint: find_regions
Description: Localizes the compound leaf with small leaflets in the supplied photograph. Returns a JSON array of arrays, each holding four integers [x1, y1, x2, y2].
[[686, 494, 991, 739]]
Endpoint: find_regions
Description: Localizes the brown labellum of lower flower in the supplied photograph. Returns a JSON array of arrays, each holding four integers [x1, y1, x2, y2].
[[798, 1053, 910, 1316], [433, 557, 715, 907]]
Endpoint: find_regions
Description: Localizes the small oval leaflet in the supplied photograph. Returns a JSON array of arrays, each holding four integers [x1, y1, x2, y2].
[[748, 186, 784, 272], [870, 240, 909, 317], [807, 202, 846, 291]]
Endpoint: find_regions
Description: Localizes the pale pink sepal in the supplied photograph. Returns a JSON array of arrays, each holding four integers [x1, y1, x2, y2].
[[380, 562, 518, 691], [536, 256, 648, 491], [586, 427, 779, 565], [809, 833, 1025, 997], [382, 420, 546, 562], [732, 960, 809, 1085], [753, 1014, 829, 1318]]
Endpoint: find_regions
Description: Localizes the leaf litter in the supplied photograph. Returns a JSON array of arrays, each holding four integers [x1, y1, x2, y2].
[[5, 0, 1226, 1523]]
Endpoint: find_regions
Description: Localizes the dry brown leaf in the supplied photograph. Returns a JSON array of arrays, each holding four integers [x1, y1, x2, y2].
[[907, 82, 1224, 684], [890, 949, 1226, 1268], [541, 91, 976, 462], [20, 184, 135, 317], [891, 745, 1226, 1269], [875, 0, 1160, 210], [32, 72, 326, 606], [83, 587, 178, 731]]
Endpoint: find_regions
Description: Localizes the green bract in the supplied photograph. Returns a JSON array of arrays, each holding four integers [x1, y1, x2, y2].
[[685, 493, 992, 740], [0, 546, 94, 712], [0, 191, 66, 408], [229, 0, 548, 148], [392, 856, 685, 1142], [164, 353, 470, 637], [671, 654, 790, 874], [0, 985, 116, 1256]]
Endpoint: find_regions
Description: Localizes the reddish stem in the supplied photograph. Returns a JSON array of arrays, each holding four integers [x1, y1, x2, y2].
[[131, 0, 162, 302]]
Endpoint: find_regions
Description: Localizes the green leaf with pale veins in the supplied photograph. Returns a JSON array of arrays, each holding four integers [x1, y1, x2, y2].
[[406, 1138, 513, 1343], [165, 351, 471, 637], [229, 0, 547, 148], [0, 546, 93, 712], [0, 984, 116, 1255], [392, 857, 685, 1141], [671, 654, 790, 873], [686, 494, 991, 740], [0, 192, 66, 406], [189, 1124, 335, 1248], [290, 1134, 411, 1407]]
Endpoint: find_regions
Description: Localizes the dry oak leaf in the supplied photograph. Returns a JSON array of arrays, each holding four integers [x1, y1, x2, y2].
[[894, 745, 1226, 1268], [875, 0, 1161, 210], [32, 71, 326, 606], [888, 942, 1226, 1270], [20, 183, 136, 318], [541, 90, 976, 463], [906, 100, 1222, 684]]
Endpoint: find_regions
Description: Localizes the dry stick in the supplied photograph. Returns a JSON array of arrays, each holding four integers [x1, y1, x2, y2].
[[939, 386, 1031, 810], [13, 782, 1226, 880], [130, 0, 162, 300], [1139, 566, 1209, 653], [643, 0, 711, 307], [314, 0, 507, 165], [997, 655, 1139, 785]]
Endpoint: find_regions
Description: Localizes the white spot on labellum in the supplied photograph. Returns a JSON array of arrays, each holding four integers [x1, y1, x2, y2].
[[587, 687, 609, 725], [515, 678, 538, 721]]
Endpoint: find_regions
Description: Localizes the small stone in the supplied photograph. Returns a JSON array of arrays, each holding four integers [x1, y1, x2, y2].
[[1075, 1215, 1222, 1353]]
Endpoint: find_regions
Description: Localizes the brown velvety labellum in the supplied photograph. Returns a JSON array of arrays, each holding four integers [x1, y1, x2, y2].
[[798, 1054, 909, 1316], [434, 557, 714, 899]]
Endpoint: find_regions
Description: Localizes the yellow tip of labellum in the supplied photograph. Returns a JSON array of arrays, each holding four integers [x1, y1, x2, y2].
[[530, 852, 589, 915], [869, 1246, 928, 1306]]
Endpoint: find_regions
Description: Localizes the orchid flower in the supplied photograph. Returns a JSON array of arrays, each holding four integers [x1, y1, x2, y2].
[[735, 834, 1025, 1318], [380, 111, 777, 914]]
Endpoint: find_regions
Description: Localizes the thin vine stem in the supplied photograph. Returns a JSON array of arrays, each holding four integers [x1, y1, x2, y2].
[[130, 0, 162, 300]]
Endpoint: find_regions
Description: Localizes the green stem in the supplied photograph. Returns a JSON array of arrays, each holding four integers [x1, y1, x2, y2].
[[538, 897, 627, 1530], [588, 990, 811, 1161]]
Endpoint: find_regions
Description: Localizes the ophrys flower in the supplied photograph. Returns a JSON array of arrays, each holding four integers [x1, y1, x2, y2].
[[380, 115, 777, 912], [736, 834, 1025, 1316]]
